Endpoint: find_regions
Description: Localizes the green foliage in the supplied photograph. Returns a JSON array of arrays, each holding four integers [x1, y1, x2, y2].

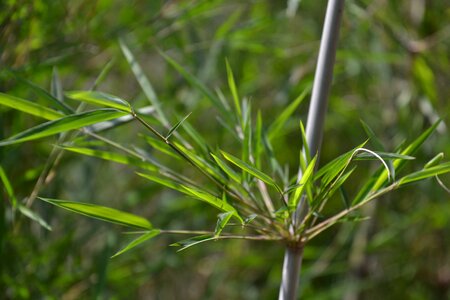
[[1, 1, 449, 299]]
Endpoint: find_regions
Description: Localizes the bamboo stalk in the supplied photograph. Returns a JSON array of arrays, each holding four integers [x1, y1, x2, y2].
[[279, 0, 345, 299]]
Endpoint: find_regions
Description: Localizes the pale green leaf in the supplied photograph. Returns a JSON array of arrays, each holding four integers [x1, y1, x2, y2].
[[18, 204, 52, 231]]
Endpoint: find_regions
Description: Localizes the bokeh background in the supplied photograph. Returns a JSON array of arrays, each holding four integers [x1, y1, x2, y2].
[[1, 0, 449, 299]]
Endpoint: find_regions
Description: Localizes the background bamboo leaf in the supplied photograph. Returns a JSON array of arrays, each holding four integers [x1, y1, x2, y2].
[[0, 109, 128, 146], [111, 230, 160, 258], [39, 198, 152, 230]]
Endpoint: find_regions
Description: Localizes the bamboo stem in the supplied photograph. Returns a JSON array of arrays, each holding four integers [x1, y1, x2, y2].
[[279, 0, 345, 299]]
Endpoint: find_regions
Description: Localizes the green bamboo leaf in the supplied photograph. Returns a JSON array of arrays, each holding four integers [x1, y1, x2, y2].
[[424, 153, 444, 169], [137, 172, 241, 221], [220, 150, 282, 193], [360, 120, 385, 151], [173, 142, 226, 181], [215, 211, 233, 237], [18, 204, 52, 231], [315, 141, 367, 186], [299, 120, 310, 171], [51, 67, 64, 101], [111, 230, 160, 258], [0, 93, 65, 120], [170, 235, 215, 252], [0, 109, 128, 146], [398, 162, 450, 185], [142, 135, 180, 160], [61, 146, 158, 171], [211, 153, 241, 183], [39, 197, 152, 229], [354, 152, 415, 160], [166, 113, 192, 139], [291, 155, 317, 207], [66, 91, 132, 113], [119, 39, 169, 125], [367, 119, 442, 194], [255, 110, 263, 169], [225, 59, 241, 117], [158, 50, 227, 115], [9, 72, 74, 114], [268, 85, 311, 141], [0, 165, 17, 207]]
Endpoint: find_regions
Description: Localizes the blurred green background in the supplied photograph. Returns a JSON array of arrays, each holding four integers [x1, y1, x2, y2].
[[1, 0, 449, 299]]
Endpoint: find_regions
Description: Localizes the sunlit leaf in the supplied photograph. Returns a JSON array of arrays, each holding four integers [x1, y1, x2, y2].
[[40, 198, 152, 229], [398, 162, 450, 185], [221, 150, 282, 193], [0, 93, 65, 120], [66, 91, 132, 113], [291, 155, 317, 207], [215, 212, 233, 237], [424, 153, 444, 169]]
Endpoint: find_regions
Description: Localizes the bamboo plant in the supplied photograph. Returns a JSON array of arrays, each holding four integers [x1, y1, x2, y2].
[[1, 20, 449, 300]]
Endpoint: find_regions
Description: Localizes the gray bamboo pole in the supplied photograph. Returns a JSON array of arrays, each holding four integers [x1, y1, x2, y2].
[[278, 0, 345, 299]]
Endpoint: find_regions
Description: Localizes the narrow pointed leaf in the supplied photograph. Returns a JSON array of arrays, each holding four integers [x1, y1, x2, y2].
[[40, 197, 152, 229], [268, 85, 311, 140], [0, 93, 65, 120], [0, 165, 17, 207], [158, 50, 227, 115], [398, 162, 450, 185], [10, 73, 74, 114], [424, 153, 444, 169], [51, 67, 64, 101], [211, 153, 241, 183], [137, 172, 241, 221], [170, 235, 216, 252], [166, 113, 192, 139], [0, 109, 128, 146], [225, 59, 241, 117], [215, 212, 233, 237], [119, 39, 169, 125], [66, 91, 132, 113], [291, 155, 317, 207], [355, 152, 415, 160], [18, 205, 52, 231], [111, 230, 160, 258], [221, 150, 282, 193], [142, 135, 180, 160], [61, 146, 157, 171], [360, 120, 385, 151]]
